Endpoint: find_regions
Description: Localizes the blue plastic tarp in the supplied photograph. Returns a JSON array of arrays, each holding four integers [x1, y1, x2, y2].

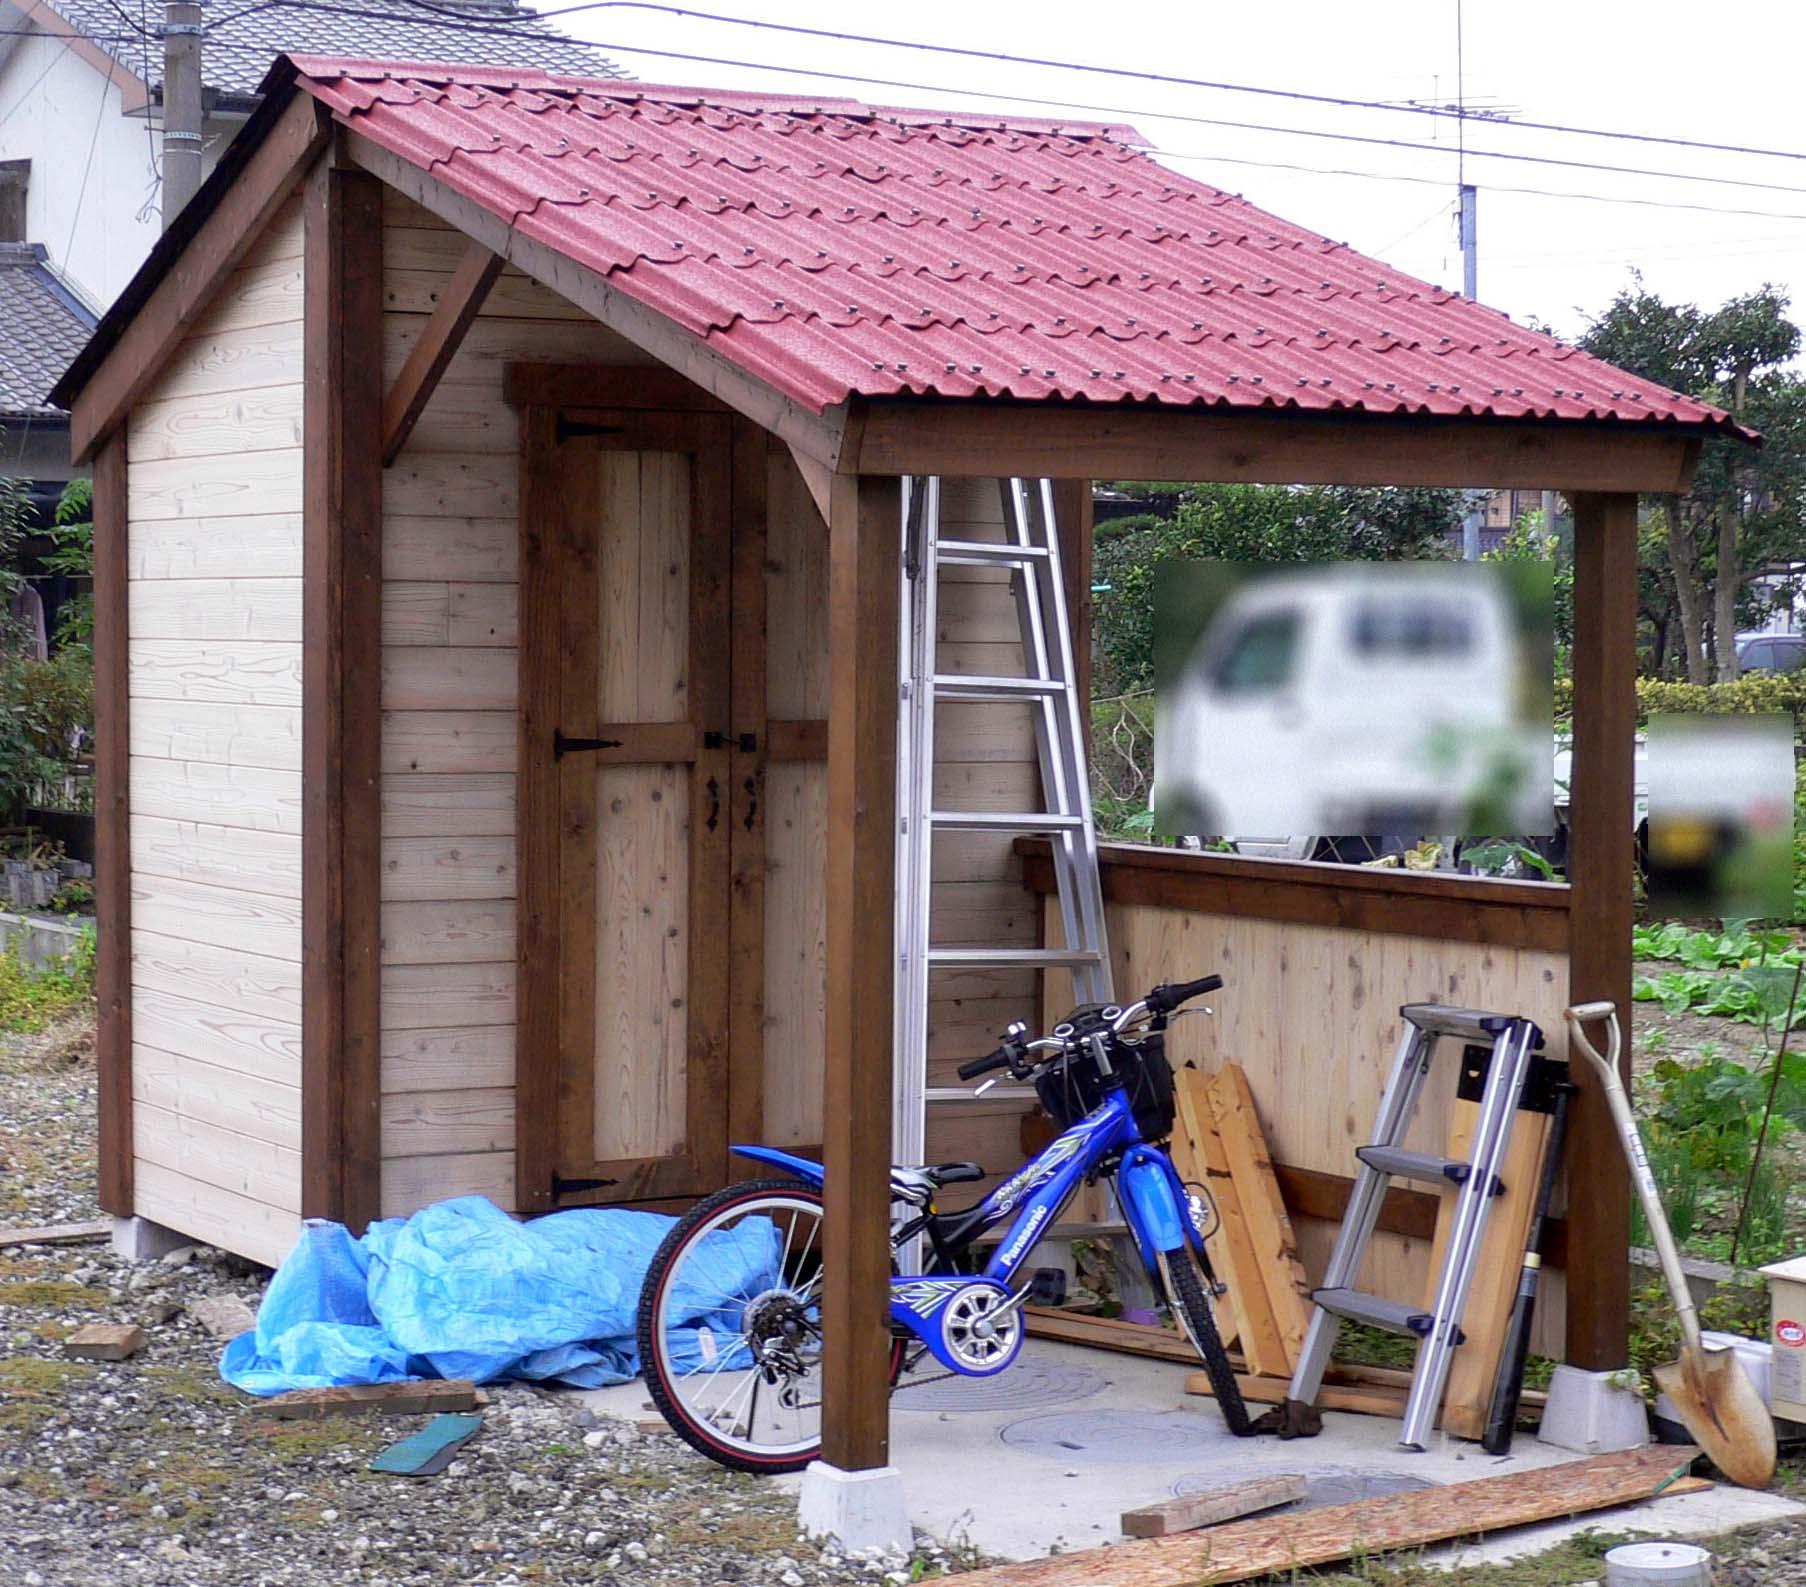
[[221, 1195, 778, 1397]]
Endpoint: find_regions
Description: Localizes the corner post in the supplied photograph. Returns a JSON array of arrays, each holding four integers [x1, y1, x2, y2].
[[1564, 489, 1637, 1369], [301, 152, 385, 1228], [815, 473, 903, 1490], [93, 432, 131, 1216]]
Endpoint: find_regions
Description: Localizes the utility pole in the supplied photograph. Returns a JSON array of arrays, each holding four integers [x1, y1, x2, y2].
[[1456, 0, 1482, 561], [161, 0, 204, 229]]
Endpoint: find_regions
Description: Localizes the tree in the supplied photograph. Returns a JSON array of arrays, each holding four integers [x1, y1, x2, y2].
[[1092, 482, 1461, 692], [1581, 278, 1804, 681]]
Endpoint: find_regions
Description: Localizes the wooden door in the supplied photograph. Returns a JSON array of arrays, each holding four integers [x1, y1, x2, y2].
[[530, 408, 733, 1205]]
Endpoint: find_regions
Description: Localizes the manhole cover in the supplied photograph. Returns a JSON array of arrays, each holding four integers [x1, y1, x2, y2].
[[1173, 1464, 1435, 1513], [999, 1408, 1239, 1463], [894, 1353, 1106, 1412]]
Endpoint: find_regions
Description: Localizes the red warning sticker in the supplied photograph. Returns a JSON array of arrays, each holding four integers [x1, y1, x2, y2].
[[1777, 1319, 1806, 1347]]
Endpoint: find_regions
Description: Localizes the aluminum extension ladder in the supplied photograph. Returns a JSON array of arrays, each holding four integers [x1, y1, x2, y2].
[[893, 477, 1112, 1169], [1287, 1004, 1544, 1451]]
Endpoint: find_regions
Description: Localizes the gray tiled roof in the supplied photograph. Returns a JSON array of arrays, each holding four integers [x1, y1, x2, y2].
[[52, 0, 623, 100], [0, 245, 97, 418]]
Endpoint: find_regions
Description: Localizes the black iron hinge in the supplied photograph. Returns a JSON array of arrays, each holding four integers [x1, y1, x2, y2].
[[554, 731, 624, 759], [702, 730, 758, 752]]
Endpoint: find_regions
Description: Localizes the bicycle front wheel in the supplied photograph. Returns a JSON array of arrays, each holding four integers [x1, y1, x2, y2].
[[1156, 1245, 1254, 1436]]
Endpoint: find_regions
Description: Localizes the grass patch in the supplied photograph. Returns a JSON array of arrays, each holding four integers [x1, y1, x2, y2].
[[0, 928, 94, 1034], [0, 1278, 110, 1310], [140, 1362, 238, 1405], [662, 1509, 799, 1552], [0, 1355, 91, 1399], [244, 1415, 375, 1462]]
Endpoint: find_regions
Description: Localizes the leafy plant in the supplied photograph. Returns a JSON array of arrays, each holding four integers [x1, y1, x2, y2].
[[0, 925, 95, 1033]]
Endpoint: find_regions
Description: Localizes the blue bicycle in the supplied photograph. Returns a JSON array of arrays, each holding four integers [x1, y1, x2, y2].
[[636, 974, 1251, 1472]]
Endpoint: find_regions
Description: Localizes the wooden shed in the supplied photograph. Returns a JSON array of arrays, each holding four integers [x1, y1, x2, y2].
[[53, 54, 1737, 1482]]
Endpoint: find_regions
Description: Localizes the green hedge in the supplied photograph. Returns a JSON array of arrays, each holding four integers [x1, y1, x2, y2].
[[1553, 672, 1806, 726]]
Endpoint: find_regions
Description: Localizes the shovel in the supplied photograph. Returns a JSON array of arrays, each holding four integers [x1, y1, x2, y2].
[[1566, 1000, 1776, 1490]]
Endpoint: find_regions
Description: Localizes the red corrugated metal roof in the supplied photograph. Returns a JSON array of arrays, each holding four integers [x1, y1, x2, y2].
[[291, 56, 1738, 432]]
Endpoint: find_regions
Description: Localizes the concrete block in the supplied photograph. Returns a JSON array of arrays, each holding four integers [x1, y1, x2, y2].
[[1538, 1363, 1650, 1455], [797, 1460, 912, 1554], [111, 1215, 193, 1264]]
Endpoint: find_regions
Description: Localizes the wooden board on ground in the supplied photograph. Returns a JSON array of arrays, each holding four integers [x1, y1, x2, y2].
[[1206, 1063, 1313, 1373], [1178, 1067, 1283, 1372], [1185, 1366, 1547, 1421], [263, 1380, 482, 1418], [952, 1445, 1708, 1587], [0, 1221, 111, 1248], [1423, 1074, 1557, 1441], [1024, 1306, 1198, 1364], [1121, 1473, 1307, 1539], [64, 1323, 146, 1361]]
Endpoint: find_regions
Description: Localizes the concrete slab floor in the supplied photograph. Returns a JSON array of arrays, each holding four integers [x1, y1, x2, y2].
[[576, 1340, 1805, 1568]]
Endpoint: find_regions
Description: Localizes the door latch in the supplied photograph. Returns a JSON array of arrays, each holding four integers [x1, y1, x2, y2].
[[554, 731, 624, 759], [702, 731, 758, 752]]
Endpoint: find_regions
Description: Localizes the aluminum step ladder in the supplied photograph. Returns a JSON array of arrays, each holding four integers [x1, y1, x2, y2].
[[893, 477, 1112, 1169], [1287, 1004, 1544, 1450]]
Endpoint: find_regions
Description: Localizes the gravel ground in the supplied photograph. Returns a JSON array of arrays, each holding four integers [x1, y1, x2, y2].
[[0, 1019, 966, 1587]]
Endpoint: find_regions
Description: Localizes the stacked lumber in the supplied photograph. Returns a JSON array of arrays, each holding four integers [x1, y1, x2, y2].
[[1168, 1064, 1310, 1383]]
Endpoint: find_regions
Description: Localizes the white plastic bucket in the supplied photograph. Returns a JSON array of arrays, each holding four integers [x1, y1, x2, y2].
[[1603, 1540, 1713, 1586]]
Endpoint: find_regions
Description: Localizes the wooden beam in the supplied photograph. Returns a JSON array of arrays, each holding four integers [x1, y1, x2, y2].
[[514, 404, 563, 1215], [382, 240, 503, 464], [848, 401, 1702, 494], [502, 362, 726, 411], [1018, 838, 1571, 953], [1564, 490, 1638, 1370], [91, 431, 131, 1218], [819, 474, 901, 1473], [68, 92, 329, 461], [343, 132, 850, 472], [1051, 479, 1094, 739], [301, 156, 386, 1230], [787, 444, 835, 524]]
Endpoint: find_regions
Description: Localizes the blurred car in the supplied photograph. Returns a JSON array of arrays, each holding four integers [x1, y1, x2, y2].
[[1736, 632, 1806, 674]]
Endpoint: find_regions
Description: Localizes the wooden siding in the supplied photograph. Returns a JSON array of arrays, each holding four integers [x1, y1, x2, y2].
[[376, 191, 644, 1214], [1032, 847, 1572, 1357], [124, 194, 307, 1270]]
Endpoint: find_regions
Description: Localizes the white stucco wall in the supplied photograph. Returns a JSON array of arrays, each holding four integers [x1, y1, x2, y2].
[[0, 30, 230, 308]]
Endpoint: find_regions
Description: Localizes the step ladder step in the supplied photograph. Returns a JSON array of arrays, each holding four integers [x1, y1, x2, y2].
[[935, 539, 1051, 566], [931, 674, 1063, 701], [1312, 1287, 1461, 1344], [1354, 1145, 1503, 1194], [1400, 1004, 1522, 1043], [930, 810, 1085, 833], [927, 947, 1106, 970]]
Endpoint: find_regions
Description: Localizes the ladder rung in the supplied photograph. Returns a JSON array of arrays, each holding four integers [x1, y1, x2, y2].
[[925, 1086, 1037, 1103], [1312, 1287, 1460, 1343], [936, 539, 1051, 566], [1399, 1004, 1523, 1044], [1354, 1145, 1503, 1194], [927, 947, 1105, 969], [930, 810, 1085, 832], [932, 674, 1063, 701]]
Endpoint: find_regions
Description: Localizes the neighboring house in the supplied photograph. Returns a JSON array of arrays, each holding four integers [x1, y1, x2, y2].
[[0, 0, 620, 310], [0, 233, 97, 521]]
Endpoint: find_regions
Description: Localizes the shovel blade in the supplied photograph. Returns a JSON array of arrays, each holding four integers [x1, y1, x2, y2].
[[1653, 1347, 1776, 1490]]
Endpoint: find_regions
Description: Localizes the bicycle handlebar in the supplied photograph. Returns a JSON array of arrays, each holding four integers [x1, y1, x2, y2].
[[955, 975, 1225, 1082]]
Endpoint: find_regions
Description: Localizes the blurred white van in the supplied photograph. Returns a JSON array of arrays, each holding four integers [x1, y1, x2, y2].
[[1155, 564, 1547, 842]]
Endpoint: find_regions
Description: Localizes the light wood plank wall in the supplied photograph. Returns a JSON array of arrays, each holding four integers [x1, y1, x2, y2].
[[1045, 898, 1570, 1355], [377, 192, 645, 1214], [124, 196, 306, 1269]]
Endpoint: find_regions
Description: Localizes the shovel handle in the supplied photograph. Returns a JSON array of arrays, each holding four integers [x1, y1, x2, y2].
[[1563, 1001, 1705, 1359]]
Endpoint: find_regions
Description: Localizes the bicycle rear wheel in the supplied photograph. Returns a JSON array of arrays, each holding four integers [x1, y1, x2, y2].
[[1157, 1245, 1254, 1436], [636, 1178, 904, 1475]]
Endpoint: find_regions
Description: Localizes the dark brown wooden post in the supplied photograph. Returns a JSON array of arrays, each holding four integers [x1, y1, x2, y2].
[[92, 432, 132, 1217], [1052, 478, 1094, 734], [819, 473, 900, 1472], [301, 155, 385, 1229], [1564, 489, 1638, 1369]]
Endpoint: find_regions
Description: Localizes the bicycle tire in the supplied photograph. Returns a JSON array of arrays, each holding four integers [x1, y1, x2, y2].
[[637, 1177, 904, 1475], [1158, 1245, 1254, 1437]]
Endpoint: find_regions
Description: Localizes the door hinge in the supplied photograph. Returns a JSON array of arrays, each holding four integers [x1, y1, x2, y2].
[[554, 731, 624, 759], [703, 730, 758, 752], [552, 1173, 619, 1198]]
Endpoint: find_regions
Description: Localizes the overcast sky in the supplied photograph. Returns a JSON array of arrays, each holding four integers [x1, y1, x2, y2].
[[566, 0, 1806, 347]]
